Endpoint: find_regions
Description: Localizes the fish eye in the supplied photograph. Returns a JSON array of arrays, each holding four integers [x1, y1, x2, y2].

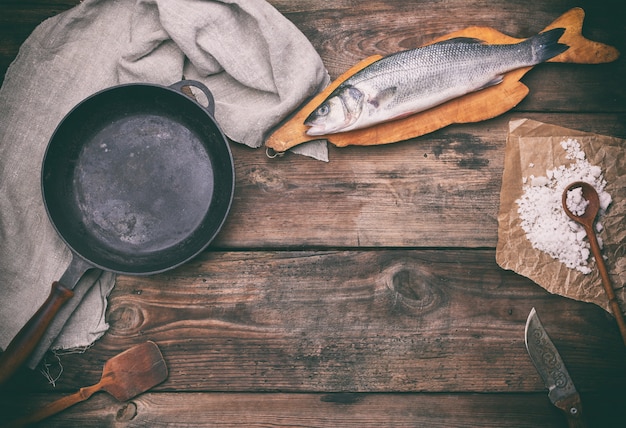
[[317, 104, 330, 117]]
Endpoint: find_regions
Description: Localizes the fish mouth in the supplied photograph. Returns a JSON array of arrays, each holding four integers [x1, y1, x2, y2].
[[304, 111, 344, 136], [304, 115, 328, 136], [305, 115, 351, 136], [305, 125, 329, 136], [303, 118, 319, 130], [303, 109, 317, 127]]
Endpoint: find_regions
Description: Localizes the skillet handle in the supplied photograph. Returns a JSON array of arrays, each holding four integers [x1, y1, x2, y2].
[[170, 80, 216, 116], [0, 282, 73, 385]]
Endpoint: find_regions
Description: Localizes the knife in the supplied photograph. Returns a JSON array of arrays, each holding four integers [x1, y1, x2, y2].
[[525, 307, 586, 428]]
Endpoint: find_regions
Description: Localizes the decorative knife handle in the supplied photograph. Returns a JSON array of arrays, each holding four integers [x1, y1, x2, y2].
[[555, 394, 586, 428]]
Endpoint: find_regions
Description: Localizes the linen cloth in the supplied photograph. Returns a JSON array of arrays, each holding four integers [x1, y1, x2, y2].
[[0, 0, 329, 361]]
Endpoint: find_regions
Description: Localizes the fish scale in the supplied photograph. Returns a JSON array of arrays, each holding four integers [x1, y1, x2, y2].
[[305, 28, 568, 135]]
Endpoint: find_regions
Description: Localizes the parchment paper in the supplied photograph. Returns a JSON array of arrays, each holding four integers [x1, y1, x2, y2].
[[496, 119, 626, 314]]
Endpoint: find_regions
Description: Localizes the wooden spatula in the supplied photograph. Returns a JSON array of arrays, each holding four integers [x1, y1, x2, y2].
[[9, 341, 168, 427]]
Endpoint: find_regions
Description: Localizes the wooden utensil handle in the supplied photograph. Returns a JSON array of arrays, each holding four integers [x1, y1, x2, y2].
[[585, 225, 626, 346], [7, 383, 101, 427], [0, 282, 73, 385]]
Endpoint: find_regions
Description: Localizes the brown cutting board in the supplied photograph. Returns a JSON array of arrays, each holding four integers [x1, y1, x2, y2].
[[265, 8, 619, 153]]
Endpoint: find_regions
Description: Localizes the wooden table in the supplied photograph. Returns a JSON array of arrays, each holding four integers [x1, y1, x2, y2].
[[1, 1, 625, 426]]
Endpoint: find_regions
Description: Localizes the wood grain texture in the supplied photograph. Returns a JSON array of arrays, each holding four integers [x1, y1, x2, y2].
[[10, 250, 626, 395], [219, 113, 626, 249], [265, 8, 620, 152], [272, 0, 625, 75], [5, 391, 624, 427], [1, 1, 625, 427]]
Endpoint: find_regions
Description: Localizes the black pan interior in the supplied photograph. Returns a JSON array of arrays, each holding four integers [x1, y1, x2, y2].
[[42, 84, 234, 274]]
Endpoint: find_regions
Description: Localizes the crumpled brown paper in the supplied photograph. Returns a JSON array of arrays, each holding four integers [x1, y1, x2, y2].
[[496, 119, 626, 314]]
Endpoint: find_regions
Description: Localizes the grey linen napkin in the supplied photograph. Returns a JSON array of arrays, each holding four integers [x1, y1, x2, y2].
[[0, 0, 329, 360]]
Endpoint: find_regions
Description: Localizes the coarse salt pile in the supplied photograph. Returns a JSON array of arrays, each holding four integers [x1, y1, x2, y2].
[[516, 138, 612, 274], [565, 186, 589, 216]]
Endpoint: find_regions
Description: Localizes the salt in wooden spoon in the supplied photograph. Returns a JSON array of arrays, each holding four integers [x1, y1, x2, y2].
[[562, 181, 626, 346], [8, 341, 168, 427]]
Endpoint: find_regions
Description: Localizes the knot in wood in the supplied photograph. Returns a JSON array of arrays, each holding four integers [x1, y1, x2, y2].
[[108, 301, 145, 335], [246, 166, 287, 192], [384, 263, 445, 313], [116, 401, 138, 421]]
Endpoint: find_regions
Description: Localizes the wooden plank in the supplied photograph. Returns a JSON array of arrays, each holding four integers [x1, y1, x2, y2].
[[272, 0, 626, 110], [1, 391, 623, 427], [266, 8, 620, 152], [17, 250, 626, 393], [217, 112, 626, 249], [1, 1, 624, 113], [0, 2, 624, 428]]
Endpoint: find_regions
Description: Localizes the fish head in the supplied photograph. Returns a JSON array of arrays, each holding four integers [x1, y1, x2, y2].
[[305, 86, 364, 136]]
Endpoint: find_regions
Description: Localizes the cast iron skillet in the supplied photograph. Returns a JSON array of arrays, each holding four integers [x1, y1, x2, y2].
[[0, 80, 234, 383]]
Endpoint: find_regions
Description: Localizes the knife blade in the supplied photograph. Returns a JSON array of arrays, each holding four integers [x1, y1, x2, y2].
[[525, 307, 586, 427]]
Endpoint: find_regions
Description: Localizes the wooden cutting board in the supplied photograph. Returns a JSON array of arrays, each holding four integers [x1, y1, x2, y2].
[[265, 8, 619, 153]]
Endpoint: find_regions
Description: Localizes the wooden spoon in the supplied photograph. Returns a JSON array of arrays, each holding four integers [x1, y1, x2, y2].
[[8, 341, 168, 427], [562, 181, 626, 346]]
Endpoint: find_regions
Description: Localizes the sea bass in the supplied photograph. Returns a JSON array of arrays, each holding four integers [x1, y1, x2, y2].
[[305, 28, 568, 136]]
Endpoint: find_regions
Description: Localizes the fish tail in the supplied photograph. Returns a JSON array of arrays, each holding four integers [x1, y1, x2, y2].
[[539, 8, 618, 64], [529, 28, 569, 64]]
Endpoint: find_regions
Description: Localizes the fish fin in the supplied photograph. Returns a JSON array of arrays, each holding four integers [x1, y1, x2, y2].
[[477, 75, 504, 91], [530, 27, 569, 63], [437, 37, 486, 45], [342, 86, 365, 118], [368, 87, 397, 108], [346, 86, 365, 102]]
